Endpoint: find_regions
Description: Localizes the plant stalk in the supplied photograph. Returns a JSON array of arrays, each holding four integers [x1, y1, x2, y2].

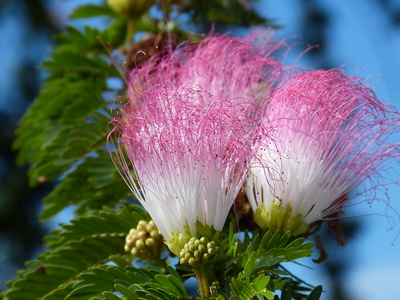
[[126, 19, 135, 45], [193, 264, 213, 297]]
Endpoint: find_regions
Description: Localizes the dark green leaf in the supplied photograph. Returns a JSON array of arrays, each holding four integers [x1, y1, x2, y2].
[[114, 283, 138, 300], [280, 282, 292, 300], [306, 285, 323, 300], [70, 5, 117, 19], [103, 291, 123, 300]]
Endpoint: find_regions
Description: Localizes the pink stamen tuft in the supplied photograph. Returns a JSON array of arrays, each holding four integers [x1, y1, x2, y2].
[[110, 34, 285, 238], [247, 69, 400, 227], [110, 83, 263, 239], [128, 33, 285, 115]]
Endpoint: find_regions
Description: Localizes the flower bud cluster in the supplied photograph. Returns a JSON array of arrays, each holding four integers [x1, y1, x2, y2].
[[179, 236, 221, 266], [125, 220, 165, 260], [210, 280, 220, 295]]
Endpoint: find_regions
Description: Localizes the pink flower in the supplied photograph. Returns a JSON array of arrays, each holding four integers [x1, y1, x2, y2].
[[246, 69, 400, 236], [128, 33, 283, 114], [110, 34, 283, 253], [110, 82, 263, 253]]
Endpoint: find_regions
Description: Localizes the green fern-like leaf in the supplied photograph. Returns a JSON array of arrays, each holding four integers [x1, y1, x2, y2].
[[233, 231, 313, 277], [2, 203, 147, 300], [13, 13, 127, 226], [66, 265, 186, 300], [39, 150, 129, 221], [230, 275, 273, 300]]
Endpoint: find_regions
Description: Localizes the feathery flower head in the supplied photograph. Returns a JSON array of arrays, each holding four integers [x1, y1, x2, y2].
[[110, 82, 263, 256], [128, 33, 283, 113], [111, 33, 284, 255], [246, 69, 400, 237]]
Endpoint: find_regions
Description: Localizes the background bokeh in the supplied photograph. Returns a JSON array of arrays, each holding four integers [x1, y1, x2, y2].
[[1, 0, 400, 299]]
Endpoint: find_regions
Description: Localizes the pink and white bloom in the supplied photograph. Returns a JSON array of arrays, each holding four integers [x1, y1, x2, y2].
[[110, 84, 262, 254], [246, 69, 400, 236], [109, 35, 284, 253], [128, 33, 283, 115]]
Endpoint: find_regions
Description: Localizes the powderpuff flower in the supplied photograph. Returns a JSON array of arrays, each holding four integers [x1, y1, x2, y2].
[[246, 69, 400, 237], [109, 83, 263, 255], [128, 33, 283, 115]]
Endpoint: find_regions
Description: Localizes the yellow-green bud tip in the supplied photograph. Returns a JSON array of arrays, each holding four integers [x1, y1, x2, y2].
[[254, 202, 309, 236]]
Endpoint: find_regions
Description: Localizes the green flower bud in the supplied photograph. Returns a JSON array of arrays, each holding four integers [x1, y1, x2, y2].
[[136, 224, 146, 232], [131, 248, 140, 256], [189, 244, 197, 253], [135, 239, 145, 250], [150, 230, 160, 239], [200, 237, 209, 244], [147, 221, 157, 232], [198, 244, 206, 254], [124, 219, 165, 260], [180, 257, 187, 265], [137, 231, 148, 239], [138, 220, 147, 227], [107, 0, 155, 19], [145, 238, 156, 248], [194, 250, 202, 260]]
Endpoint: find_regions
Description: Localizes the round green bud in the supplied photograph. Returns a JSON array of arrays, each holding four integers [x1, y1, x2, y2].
[[202, 253, 210, 263], [137, 231, 148, 239], [147, 221, 157, 232], [208, 248, 215, 256], [138, 220, 147, 226], [131, 248, 140, 256], [194, 250, 202, 260], [135, 239, 145, 250], [180, 258, 187, 265], [136, 224, 146, 232], [145, 238, 156, 248], [188, 258, 196, 266], [189, 244, 197, 253], [150, 230, 160, 239], [200, 237, 209, 244], [198, 244, 206, 254]]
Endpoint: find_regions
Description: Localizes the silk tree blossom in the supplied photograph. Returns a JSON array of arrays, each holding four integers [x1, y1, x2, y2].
[[109, 83, 264, 255], [128, 33, 283, 116], [246, 69, 400, 237]]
